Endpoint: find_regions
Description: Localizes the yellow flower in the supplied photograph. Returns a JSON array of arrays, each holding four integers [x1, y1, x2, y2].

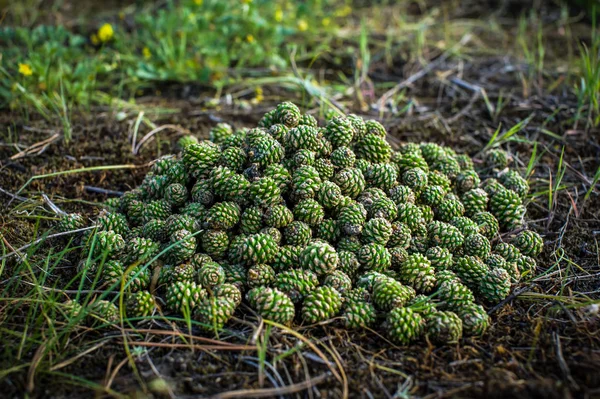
[[143, 47, 151, 59], [254, 86, 264, 103], [241, 0, 252, 3], [246, 34, 255, 43], [97, 23, 114, 43], [335, 5, 352, 17], [18, 63, 33, 76], [274, 8, 283, 22], [193, 0, 203, 4], [322, 17, 331, 27], [297, 19, 308, 32]]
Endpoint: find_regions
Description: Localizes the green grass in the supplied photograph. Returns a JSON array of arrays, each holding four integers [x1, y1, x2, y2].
[[574, 7, 600, 127]]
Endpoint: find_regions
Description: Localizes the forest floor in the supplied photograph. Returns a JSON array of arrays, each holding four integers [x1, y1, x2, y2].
[[1, 1, 599, 398]]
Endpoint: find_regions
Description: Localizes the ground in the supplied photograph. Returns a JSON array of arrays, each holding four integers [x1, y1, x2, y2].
[[1, 1, 599, 398]]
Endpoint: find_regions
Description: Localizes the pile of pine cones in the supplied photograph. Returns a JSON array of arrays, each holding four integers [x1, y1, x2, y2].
[[58, 102, 543, 345]]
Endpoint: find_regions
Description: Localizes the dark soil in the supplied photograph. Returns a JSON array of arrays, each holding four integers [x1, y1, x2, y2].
[[1, 2, 600, 398]]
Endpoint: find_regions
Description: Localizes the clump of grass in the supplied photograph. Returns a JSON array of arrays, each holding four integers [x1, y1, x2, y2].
[[574, 7, 600, 128]]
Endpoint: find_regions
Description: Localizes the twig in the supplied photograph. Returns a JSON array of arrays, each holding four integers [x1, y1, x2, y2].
[[0, 226, 95, 261], [208, 372, 331, 399], [133, 124, 190, 155], [84, 186, 124, 197], [377, 34, 472, 108], [0, 186, 28, 202], [42, 194, 66, 215], [487, 285, 533, 315], [553, 331, 580, 390], [10, 133, 60, 160]]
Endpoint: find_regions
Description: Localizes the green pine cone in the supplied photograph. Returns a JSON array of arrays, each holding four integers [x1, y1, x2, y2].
[[250, 177, 282, 207], [393, 151, 429, 175], [194, 296, 237, 332], [453, 256, 488, 290], [323, 270, 352, 293], [385, 307, 424, 345], [513, 230, 543, 257], [89, 300, 119, 324], [263, 205, 294, 228], [431, 156, 461, 180], [220, 146, 247, 172], [343, 301, 376, 329], [325, 116, 355, 148], [389, 185, 416, 205], [98, 211, 130, 237], [209, 122, 234, 144], [222, 263, 247, 290], [419, 185, 445, 208], [461, 188, 488, 217], [248, 136, 285, 168], [293, 199, 325, 226], [515, 255, 537, 277], [489, 187, 525, 231], [271, 245, 302, 272], [247, 264, 276, 288], [435, 198, 465, 222], [298, 114, 318, 128], [357, 243, 392, 272], [284, 125, 321, 153], [389, 246, 409, 269], [275, 102, 301, 128], [292, 165, 322, 200], [214, 283, 242, 306], [236, 233, 278, 265], [313, 158, 335, 180], [315, 219, 341, 243], [354, 133, 392, 163], [165, 281, 207, 313], [101, 260, 123, 287], [427, 171, 452, 192], [330, 146, 356, 169], [463, 233, 491, 258], [337, 235, 362, 253], [258, 109, 277, 128], [94, 230, 125, 258], [200, 230, 229, 260], [425, 311, 463, 344], [57, 213, 86, 232], [347, 114, 367, 140], [337, 250, 361, 277], [485, 149, 509, 170], [164, 183, 188, 207], [334, 167, 366, 199], [191, 179, 215, 206], [419, 205, 434, 223], [355, 271, 387, 292], [398, 253, 437, 293], [126, 290, 156, 317], [172, 262, 196, 283], [165, 214, 197, 237], [198, 262, 226, 288], [365, 163, 398, 191], [240, 206, 263, 234], [372, 277, 416, 311], [435, 280, 474, 311], [425, 246, 453, 270], [499, 170, 529, 199], [401, 168, 428, 194], [301, 286, 343, 324], [388, 222, 412, 249], [455, 170, 481, 193], [142, 219, 170, 243], [182, 141, 221, 179], [427, 221, 465, 252], [299, 241, 339, 275], [142, 200, 172, 223], [247, 287, 295, 325], [361, 217, 392, 246], [456, 302, 489, 336], [315, 182, 342, 210], [273, 269, 319, 304], [493, 242, 522, 263], [396, 203, 424, 231], [202, 202, 239, 231], [168, 229, 196, 264], [478, 267, 511, 303], [284, 221, 312, 246], [369, 196, 398, 221], [338, 202, 367, 236], [470, 212, 499, 239], [407, 295, 437, 317]]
